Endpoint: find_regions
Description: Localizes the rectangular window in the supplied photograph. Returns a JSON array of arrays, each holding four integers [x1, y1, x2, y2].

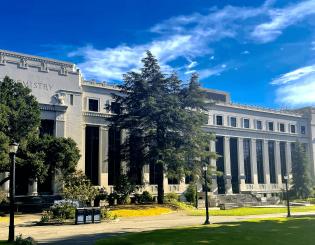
[[111, 102, 121, 114], [301, 126, 306, 134], [268, 141, 276, 184], [230, 117, 237, 127], [290, 124, 296, 133], [216, 115, 223, 126], [243, 118, 250, 129], [69, 94, 74, 105], [256, 140, 264, 184], [256, 120, 262, 130], [268, 122, 274, 131], [88, 98, 99, 112], [243, 139, 252, 183], [279, 123, 285, 132]]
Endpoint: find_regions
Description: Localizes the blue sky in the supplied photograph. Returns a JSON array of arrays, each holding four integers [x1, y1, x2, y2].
[[1, 0, 315, 108]]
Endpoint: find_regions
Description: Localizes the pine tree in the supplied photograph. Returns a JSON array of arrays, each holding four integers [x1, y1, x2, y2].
[[112, 51, 214, 204], [291, 141, 312, 199]]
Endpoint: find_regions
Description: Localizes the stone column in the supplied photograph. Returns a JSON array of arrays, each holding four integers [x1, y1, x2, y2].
[[210, 139, 218, 194], [285, 142, 292, 178], [99, 126, 109, 187], [275, 141, 282, 184], [27, 178, 38, 196], [237, 137, 246, 192], [143, 164, 150, 185], [263, 140, 270, 184], [55, 112, 66, 137], [0, 172, 9, 192], [251, 139, 258, 185], [224, 136, 232, 194], [120, 129, 128, 175]]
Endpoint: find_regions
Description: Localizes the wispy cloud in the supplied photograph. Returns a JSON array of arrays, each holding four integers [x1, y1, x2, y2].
[[69, 0, 315, 81], [251, 0, 315, 43], [271, 65, 315, 106]]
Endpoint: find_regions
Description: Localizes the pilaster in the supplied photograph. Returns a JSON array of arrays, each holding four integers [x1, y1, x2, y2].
[[275, 141, 282, 184], [210, 139, 218, 194], [237, 137, 246, 191], [224, 136, 232, 194], [251, 139, 258, 185], [285, 142, 292, 178]]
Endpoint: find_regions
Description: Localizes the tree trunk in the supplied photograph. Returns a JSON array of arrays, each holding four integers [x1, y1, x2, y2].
[[157, 162, 164, 204]]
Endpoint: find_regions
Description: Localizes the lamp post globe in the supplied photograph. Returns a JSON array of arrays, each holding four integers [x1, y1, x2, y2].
[[8, 142, 18, 242]]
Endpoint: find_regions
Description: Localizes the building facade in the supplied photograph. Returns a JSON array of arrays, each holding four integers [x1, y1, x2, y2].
[[0, 49, 314, 197]]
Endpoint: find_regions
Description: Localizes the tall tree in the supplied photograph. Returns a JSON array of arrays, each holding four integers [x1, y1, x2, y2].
[[112, 51, 214, 203], [291, 142, 312, 199]]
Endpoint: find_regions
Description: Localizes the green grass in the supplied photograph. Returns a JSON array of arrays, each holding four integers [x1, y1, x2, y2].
[[96, 216, 315, 245], [0, 241, 13, 245], [189, 205, 315, 216]]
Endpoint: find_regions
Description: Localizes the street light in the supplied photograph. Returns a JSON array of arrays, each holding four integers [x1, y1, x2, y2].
[[203, 165, 210, 225], [8, 142, 18, 242], [283, 175, 291, 218]]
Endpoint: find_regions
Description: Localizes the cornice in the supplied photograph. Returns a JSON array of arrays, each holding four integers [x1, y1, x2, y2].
[[83, 111, 112, 118], [39, 103, 68, 112]]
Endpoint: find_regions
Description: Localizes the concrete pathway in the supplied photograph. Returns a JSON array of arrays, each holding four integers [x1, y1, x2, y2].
[[1, 211, 315, 244]]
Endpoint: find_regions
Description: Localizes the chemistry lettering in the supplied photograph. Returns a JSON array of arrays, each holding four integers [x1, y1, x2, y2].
[[19, 80, 53, 91]]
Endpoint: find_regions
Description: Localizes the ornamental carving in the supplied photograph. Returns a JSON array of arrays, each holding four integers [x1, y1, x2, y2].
[[54, 92, 66, 105]]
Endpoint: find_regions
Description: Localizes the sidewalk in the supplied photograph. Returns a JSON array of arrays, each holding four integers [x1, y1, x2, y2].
[[1, 211, 315, 244]]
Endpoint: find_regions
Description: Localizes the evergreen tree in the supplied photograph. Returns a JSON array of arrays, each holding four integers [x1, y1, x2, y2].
[[112, 51, 215, 203], [291, 141, 312, 199]]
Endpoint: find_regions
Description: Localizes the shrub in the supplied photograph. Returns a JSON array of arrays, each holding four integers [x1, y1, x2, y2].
[[15, 235, 37, 245], [107, 193, 117, 206], [114, 174, 137, 205], [62, 170, 98, 206], [184, 183, 197, 205], [0, 190, 7, 204], [50, 202, 76, 221], [100, 207, 117, 220], [40, 210, 53, 223], [164, 192, 179, 203], [135, 191, 153, 204]]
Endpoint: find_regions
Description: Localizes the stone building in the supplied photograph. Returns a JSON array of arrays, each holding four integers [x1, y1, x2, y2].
[[0, 49, 314, 198]]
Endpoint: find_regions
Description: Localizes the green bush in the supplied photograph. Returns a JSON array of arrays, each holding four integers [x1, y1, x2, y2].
[[40, 210, 53, 223], [100, 207, 117, 220], [0, 190, 7, 204], [134, 191, 153, 204], [15, 235, 37, 245], [164, 192, 179, 203], [50, 203, 76, 221], [184, 183, 197, 205]]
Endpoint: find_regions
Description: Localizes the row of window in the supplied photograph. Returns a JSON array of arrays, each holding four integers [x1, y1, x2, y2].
[[214, 115, 305, 134], [87, 97, 120, 114]]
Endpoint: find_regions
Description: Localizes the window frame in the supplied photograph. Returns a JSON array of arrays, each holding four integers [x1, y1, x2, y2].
[[230, 116, 237, 127], [243, 118, 250, 129], [215, 115, 224, 126], [87, 97, 100, 112], [256, 120, 262, 130], [290, 124, 296, 134], [301, 125, 306, 135], [279, 123, 285, 133], [267, 121, 274, 131]]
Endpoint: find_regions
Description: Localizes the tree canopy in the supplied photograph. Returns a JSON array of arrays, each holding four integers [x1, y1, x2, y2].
[[291, 142, 312, 199], [112, 51, 215, 203]]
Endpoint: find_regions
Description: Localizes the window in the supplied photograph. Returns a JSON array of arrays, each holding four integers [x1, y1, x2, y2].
[[69, 94, 74, 105], [256, 140, 264, 184], [268, 141, 276, 184], [243, 118, 250, 129], [301, 126, 306, 134], [268, 122, 274, 131], [88, 98, 99, 112], [279, 123, 285, 132], [256, 120, 262, 130], [290, 124, 296, 133], [216, 115, 223, 126], [243, 139, 252, 183], [230, 117, 237, 127], [111, 102, 121, 114]]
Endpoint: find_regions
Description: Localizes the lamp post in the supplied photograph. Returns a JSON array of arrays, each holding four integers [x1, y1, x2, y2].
[[203, 165, 210, 225], [8, 142, 18, 242], [284, 175, 291, 218]]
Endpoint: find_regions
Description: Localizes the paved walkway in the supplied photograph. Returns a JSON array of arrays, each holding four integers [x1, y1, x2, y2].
[[1, 211, 315, 244]]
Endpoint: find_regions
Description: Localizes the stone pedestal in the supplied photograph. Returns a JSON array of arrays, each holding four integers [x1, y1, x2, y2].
[[28, 179, 38, 196]]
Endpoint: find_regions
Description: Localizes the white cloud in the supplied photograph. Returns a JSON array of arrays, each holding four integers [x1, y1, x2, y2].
[[271, 65, 315, 106], [251, 0, 315, 43], [70, 0, 315, 81], [241, 50, 250, 55]]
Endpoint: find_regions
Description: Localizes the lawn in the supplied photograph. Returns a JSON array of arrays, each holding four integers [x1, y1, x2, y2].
[[189, 205, 315, 216], [96, 216, 315, 245], [109, 206, 173, 218]]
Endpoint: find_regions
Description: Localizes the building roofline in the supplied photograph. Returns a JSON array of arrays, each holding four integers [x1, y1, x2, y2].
[[0, 49, 75, 68]]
